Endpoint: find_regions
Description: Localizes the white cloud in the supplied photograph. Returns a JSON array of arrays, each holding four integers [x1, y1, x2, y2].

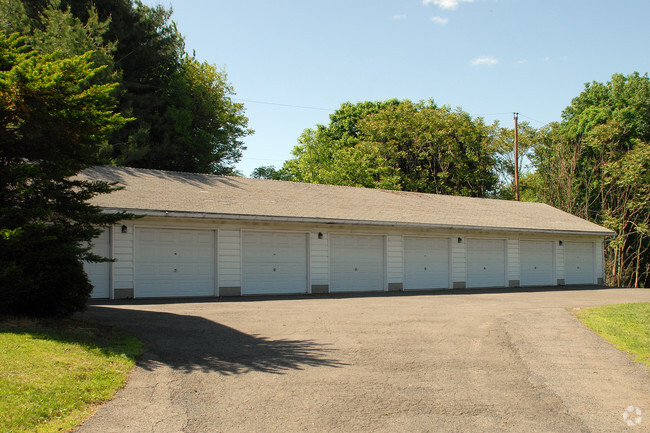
[[472, 56, 498, 66], [430, 16, 448, 24], [516, 59, 528, 64], [393, 14, 407, 20], [423, 0, 475, 10]]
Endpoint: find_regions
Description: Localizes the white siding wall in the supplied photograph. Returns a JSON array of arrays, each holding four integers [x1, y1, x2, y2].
[[98, 218, 607, 297], [85, 228, 111, 298], [555, 242, 565, 282], [595, 240, 604, 282], [507, 238, 520, 284], [386, 235, 403, 285], [310, 231, 329, 287], [113, 223, 134, 291], [451, 236, 466, 286], [218, 229, 241, 290]]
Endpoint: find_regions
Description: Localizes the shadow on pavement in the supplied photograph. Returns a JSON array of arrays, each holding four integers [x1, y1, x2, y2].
[[87, 284, 617, 307], [81, 306, 347, 375]]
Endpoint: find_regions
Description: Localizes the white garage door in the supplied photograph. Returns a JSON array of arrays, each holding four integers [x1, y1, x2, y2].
[[565, 242, 594, 285], [520, 240, 554, 286], [467, 239, 506, 288], [85, 229, 110, 298], [242, 232, 308, 295], [404, 237, 449, 290], [135, 229, 215, 298], [330, 235, 384, 292]]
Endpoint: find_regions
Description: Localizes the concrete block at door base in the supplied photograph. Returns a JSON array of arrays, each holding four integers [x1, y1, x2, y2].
[[114, 288, 133, 299], [219, 287, 241, 297], [453, 281, 466, 289], [387, 283, 403, 292], [557, 279, 566, 286], [509, 280, 520, 288], [311, 284, 329, 294]]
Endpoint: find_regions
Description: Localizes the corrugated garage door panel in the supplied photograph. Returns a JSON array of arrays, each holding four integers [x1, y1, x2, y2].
[[404, 237, 449, 290], [520, 240, 554, 286], [241, 232, 308, 295], [135, 228, 215, 298], [467, 239, 506, 288], [330, 235, 384, 292], [565, 242, 595, 284]]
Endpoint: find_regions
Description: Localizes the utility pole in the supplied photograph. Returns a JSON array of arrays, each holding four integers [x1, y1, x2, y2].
[[513, 112, 520, 201]]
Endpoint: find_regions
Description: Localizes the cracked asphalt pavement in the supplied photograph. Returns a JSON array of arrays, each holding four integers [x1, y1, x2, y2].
[[75, 287, 650, 433]]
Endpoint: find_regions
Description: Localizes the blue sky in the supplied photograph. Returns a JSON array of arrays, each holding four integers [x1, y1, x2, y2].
[[142, 0, 650, 176]]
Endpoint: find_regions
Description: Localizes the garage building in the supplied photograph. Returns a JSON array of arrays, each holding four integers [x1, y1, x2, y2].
[[80, 166, 613, 299]]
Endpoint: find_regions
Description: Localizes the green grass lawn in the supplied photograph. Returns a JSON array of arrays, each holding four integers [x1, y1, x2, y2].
[[575, 302, 650, 368], [0, 318, 141, 433]]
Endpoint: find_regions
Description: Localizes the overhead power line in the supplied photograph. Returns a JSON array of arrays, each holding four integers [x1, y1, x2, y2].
[[240, 157, 288, 162], [473, 112, 513, 117], [233, 98, 334, 112], [119, 86, 553, 125], [517, 113, 548, 125]]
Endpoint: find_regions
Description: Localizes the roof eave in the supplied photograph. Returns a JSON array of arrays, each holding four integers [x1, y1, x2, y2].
[[101, 207, 615, 237]]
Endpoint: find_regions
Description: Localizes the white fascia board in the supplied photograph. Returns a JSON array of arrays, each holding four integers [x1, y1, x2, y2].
[[101, 207, 615, 238]]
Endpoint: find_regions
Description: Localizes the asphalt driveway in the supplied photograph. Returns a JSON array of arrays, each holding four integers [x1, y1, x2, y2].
[[75, 288, 650, 433]]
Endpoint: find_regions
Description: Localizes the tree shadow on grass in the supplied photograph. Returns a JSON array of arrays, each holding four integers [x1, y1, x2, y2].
[[80, 306, 347, 375], [0, 317, 141, 361]]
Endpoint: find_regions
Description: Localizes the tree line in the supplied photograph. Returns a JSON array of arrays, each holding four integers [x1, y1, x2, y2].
[[253, 75, 650, 288]]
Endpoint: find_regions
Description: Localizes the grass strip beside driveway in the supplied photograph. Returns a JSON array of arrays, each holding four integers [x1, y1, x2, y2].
[[575, 302, 650, 368], [0, 318, 141, 433]]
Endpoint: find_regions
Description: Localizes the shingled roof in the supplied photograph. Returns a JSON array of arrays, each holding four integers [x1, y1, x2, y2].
[[79, 166, 614, 236]]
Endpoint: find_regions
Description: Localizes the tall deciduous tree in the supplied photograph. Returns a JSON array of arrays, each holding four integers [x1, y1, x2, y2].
[[281, 100, 497, 197], [251, 165, 287, 180], [0, 33, 129, 316], [281, 100, 399, 187], [133, 54, 251, 174], [532, 73, 650, 287]]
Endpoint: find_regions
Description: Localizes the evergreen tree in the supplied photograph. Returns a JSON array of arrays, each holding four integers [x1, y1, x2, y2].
[[1, 0, 252, 174], [0, 33, 129, 316]]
